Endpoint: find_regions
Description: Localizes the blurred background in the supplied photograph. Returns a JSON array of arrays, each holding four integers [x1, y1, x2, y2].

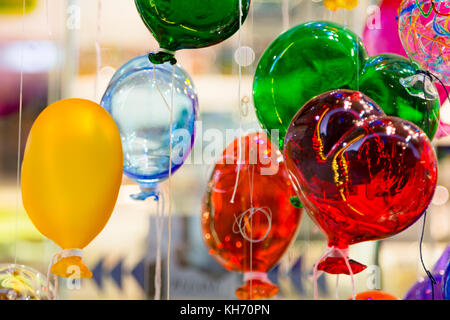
[[0, 0, 448, 300]]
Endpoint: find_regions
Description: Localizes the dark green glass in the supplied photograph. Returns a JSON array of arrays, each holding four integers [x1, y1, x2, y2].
[[359, 54, 439, 139], [253, 21, 440, 148], [135, 0, 250, 64], [253, 21, 368, 149]]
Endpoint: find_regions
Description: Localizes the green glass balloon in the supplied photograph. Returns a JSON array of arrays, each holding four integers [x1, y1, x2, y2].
[[359, 54, 439, 139], [135, 0, 250, 64], [253, 21, 367, 149], [253, 21, 440, 148]]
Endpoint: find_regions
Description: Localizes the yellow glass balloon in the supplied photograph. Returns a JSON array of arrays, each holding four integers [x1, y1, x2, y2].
[[21, 98, 123, 278], [324, 0, 358, 11]]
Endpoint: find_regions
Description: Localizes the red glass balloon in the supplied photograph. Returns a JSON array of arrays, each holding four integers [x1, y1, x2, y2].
[[284, 90, 437, 275], [202, 132, 302, 299]]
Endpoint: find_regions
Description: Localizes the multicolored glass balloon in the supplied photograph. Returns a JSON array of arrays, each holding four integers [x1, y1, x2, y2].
[[202, 133, 302, 299], [363, 0, 449, 109], [101, 54, 198, 200], [398, 0, 449, 85], [0, 264, 54, 300], [135, 0, 251, 64], [284, 90, 437, 275], [253, 21, 440, 148]]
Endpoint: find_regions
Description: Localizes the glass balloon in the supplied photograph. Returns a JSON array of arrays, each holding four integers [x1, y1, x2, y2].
[[443, 261, 450, 300], [398, 0, 449, 85], [404, 273, 444, 300], [284, 90, 437, 275], [351, 290, 398, 300], [135, 0, 251, 64], [253, 21, 367, 149], [254, 21, 441, 148], [202, 133, 302, 299], [101, 54, 198, 194], [0, 264, 54, 300], [324, 0, 358, 11], [359, 54, 440, 138], [404, 245, 450, 300]]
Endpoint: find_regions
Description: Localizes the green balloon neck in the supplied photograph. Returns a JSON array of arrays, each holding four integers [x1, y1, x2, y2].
[[148, 50, 177, 65]]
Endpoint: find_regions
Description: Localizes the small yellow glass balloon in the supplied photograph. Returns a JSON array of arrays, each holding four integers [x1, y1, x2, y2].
[[21, 98, 123, 279], [324, 0, 358, 11]]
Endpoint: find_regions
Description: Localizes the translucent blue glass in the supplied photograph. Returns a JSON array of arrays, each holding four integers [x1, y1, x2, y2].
[[101, 54, 198, 195]]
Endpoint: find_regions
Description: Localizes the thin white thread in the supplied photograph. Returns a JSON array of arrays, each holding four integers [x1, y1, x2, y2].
[[282, 0, 289, 31], [249, 164, 254, 299], [313, 247, 333, 300], [14, 0, 26, 267], [231, 0, 244, 204], [46, 0, 52, 36], [154, 190, 164, 300], [153, 66, 171, 112], [335, 274, 340, 300], [94, 0, 102, 102], [166, 64, 175, 300]]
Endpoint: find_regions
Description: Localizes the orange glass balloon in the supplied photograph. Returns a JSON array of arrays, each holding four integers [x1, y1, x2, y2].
[[350, 290, 398, 300], [21, 98, 123, 278], [202, 132, 302, 299]]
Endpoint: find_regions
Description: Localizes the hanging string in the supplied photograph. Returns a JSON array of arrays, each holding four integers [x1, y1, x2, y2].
[[46, 0, 52, 36], [418, 209, 437, 300], [230, 0, 244, 204], [166, 64, 175, 300], [14, 0, 26, 267], [249, 165, 253, 299], [416, 69, 450, 103], [282, 0, 289, 31], [416, 69, 450, 138], [154, 190, 165, 300], [335, 274, 340, 300], [94, 0, 102, 102], [152, 67, 171, 112], [413, 69, 447, 300]]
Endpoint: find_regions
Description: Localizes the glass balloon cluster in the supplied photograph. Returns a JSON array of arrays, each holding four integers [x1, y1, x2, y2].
[[253, 21, 440, 149]]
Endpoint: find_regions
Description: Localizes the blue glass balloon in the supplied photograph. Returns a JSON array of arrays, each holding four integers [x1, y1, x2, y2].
[[404, 273, 444, 300], [101, 54, 198, 199], [444, 261, 450, 300]]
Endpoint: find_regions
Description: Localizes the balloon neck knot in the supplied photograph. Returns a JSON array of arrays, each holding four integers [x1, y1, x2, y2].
[[49, 248, 92, 279], [131, 184, 161, 201], [148, 49, 177, 65], [317, 246, 367, 275], [236, 272, 279, 300], [289, 196, 303, 208], [400, 71, 439, 101]]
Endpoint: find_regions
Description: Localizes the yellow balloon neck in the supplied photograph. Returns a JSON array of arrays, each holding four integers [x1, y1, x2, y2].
[[50, 256, 92, 279]]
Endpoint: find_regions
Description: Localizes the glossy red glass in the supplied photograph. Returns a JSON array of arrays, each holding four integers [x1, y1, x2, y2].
[[202, 132, 302, 299], [284, 90, 437, 275]]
